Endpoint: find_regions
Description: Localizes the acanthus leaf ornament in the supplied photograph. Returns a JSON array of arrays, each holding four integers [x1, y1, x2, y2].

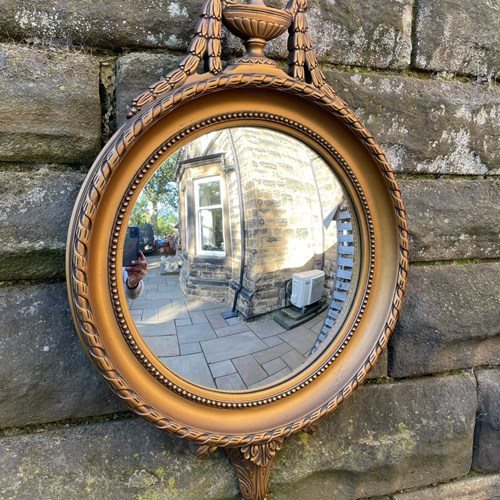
[[226, 438, 285, 500], [240, 438, 284, 467], [188, 442, 219, 458]]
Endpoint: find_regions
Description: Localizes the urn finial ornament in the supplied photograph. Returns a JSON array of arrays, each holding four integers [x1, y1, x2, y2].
[[223, 1, 293, 65], [128, 0, 335, 117]]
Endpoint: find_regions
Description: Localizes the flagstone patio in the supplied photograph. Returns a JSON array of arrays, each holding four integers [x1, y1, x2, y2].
[[127, 255, 327, 390]]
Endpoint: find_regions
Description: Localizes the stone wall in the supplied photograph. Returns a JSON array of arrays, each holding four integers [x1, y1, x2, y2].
[[0, 1, 498, 498]]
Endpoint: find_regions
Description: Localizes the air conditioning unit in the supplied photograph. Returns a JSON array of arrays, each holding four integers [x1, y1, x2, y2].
[[290, 270, 325, 308]]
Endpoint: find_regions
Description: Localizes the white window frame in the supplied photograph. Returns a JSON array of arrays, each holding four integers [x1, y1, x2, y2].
[[194, 176, 225, 257]]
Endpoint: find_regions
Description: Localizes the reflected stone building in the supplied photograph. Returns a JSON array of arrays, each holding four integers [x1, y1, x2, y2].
[[175, 127, 344, 319]]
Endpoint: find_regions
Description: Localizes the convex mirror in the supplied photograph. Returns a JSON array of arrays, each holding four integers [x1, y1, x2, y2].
[[126, 126, 360, 391], [67, 1, 408, 498]]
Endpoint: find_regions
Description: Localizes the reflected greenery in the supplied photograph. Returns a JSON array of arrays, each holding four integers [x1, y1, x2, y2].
[[130, 152, 180, 239]]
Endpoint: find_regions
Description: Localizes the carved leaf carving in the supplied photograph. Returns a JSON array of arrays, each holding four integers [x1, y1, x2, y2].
[[286, 0, 336, 97], [240, 438, 284, 467], [226, 440, 285, 500]]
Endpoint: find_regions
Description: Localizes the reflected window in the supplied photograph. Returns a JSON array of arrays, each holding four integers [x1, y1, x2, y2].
[[194, 176, 225, 256]]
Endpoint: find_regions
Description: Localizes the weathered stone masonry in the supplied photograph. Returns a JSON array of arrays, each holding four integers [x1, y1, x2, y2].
[[0, 0, 498, 498]]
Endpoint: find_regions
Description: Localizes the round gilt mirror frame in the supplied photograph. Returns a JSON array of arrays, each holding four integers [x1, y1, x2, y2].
[[66, 0, 409, 498]]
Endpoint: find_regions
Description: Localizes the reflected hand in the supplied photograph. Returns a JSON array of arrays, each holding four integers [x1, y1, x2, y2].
[[126, 252, 148, 288]]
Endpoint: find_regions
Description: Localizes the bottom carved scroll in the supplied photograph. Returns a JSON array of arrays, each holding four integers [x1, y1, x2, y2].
[[226, 438, 284, 500]]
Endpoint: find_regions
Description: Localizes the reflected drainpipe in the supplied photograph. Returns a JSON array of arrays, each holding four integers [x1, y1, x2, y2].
[[222, 129, 246, 319]]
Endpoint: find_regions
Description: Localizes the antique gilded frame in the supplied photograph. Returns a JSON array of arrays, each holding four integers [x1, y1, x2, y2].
[[66, 1, 409, 497]]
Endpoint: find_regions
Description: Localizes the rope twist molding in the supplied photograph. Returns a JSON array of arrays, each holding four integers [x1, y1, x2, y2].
[[70, 72, 408, 447]]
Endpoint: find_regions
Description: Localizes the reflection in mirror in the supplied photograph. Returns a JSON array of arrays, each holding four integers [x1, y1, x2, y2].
[[123, 127, 360, 391]]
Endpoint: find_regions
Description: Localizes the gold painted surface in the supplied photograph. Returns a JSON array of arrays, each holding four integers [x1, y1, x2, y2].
[[67, 82, 407, 442], [66, 1, 408, 498]]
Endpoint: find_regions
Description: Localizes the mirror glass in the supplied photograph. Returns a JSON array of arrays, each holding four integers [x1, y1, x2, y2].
[[123, 127, 360, 391]]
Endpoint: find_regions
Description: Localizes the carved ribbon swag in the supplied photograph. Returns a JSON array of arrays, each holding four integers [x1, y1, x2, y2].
[[128, 0, 333, 117]]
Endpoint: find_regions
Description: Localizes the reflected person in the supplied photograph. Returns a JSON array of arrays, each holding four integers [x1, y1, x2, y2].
[[123, 252, 148, 299]]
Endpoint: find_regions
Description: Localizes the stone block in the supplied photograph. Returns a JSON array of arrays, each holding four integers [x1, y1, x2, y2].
[[232, 354, 267, 386], [161, 352, 215, 388], [0, 283, 125, 429], [473, 369, 500, 472], [400, 178, 499, 261], [414, 0, 500, 78], [389, 263, 500, 378], [324, 68, 500, 174], [307, 0, 413, 69], [0, 0, 204, 52], [0, 0, 412, 70], [0, 168, 85, 280], [279, 326, 319, 356], [0, 373, 476, 499], [393, 473, 500, 499], [254, 0, 413, 69], [115, 52, 180, 125], [262, 357, 287, 376], [144, 335, 180, 357], [15, 171, 492, 279], [0, 418, 236, 499], [215, 372, 246, 390], [0, 44, 100, 164], [176, 323, 216, 343], [271, 373, 476, 498], [201, 331, 267, 363], [208, 360, 236, 379]]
